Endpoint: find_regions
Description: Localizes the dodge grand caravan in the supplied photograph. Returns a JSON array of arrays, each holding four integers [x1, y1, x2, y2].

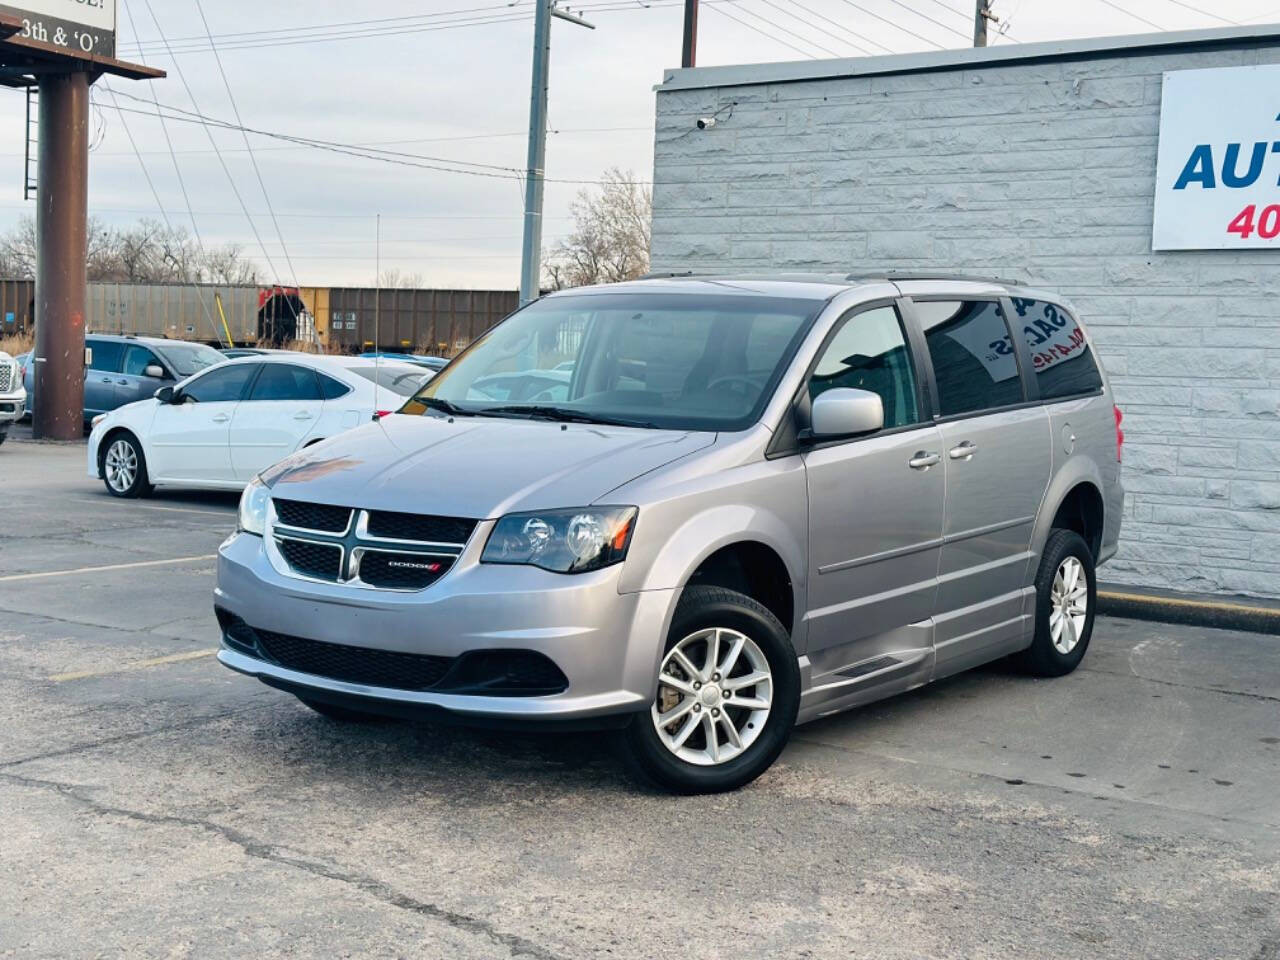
[[214, 274, 1123, 793]]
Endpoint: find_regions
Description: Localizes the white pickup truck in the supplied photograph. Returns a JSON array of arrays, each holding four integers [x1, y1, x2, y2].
[[0, 351, 26, 446]]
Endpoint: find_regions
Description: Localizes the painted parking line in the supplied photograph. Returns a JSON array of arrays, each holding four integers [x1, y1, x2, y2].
[[0, 554, 217, 583], [50, 648, 218, 683], [70, 498, 233, 518]]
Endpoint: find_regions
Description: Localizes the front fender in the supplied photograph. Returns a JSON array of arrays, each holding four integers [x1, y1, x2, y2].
[[615, 456, 810, 651]]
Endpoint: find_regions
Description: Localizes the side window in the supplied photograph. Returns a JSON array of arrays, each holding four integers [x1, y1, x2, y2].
[[809, 306, 921, 429], [122, 345, 160, 377], [1009, 298, 1104, 400], [87, 340, 124, 373], [248, 363, 323, 402], [182, 363, 257, 403], [916, 300, 1023, 417], [317, 373, 351, 400]]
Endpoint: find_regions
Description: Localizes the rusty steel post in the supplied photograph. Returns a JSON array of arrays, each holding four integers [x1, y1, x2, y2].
[[33, 69, 90, 441]]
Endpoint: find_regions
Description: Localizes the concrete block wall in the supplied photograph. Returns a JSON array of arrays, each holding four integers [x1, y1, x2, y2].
[[651, 42, 1280, 599]]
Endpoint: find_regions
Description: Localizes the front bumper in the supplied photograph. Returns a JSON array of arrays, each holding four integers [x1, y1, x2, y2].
[[214, 529, 676, 725], [0, 391, 24, 425]]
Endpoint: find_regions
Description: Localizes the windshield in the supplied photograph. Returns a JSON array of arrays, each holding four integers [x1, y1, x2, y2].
[[349, 363, 432, 396], [401, 292, 822, 431], [154, 342, 224, 377]]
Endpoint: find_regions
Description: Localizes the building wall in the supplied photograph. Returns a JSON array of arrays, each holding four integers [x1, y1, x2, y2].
[[651, 42, 1280, 598]]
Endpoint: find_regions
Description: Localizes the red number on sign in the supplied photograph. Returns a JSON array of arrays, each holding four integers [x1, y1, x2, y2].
[[1228, 205, 1257, 239], [1259, 204, 1280, 240]]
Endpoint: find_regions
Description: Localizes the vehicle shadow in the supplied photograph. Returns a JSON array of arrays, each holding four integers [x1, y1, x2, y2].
[[225, 659, 1029, 799]]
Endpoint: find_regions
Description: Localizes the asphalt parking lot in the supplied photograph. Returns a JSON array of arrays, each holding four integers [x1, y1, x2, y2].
[[1, 435, 1277, 959]]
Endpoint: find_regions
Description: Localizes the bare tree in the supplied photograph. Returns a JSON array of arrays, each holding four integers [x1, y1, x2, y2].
[[543, 168, 651, 290], [0, 214, 261, 284], [377, 269, 425, 289]]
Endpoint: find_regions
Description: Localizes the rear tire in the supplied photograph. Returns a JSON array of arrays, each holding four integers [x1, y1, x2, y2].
[[296, 696, 396, 723], [99, 431, 154, 498], [1014, 529, 1096, 677], [621, 585, 800, 794]]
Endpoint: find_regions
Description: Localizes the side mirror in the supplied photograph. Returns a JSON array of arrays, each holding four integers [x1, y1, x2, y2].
[[154, 385, 176, 404], [810, 388, 884, 439], [143, 363, 166, 379]]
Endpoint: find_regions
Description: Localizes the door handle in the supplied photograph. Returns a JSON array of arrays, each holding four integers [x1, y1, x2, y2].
[[212, 413, 230, 424], [293, 411, 314, 420], [116, 378, 129, 385], [948, 441, 978, 460], [100, 376, 112, 383], [908, 451, 940, 470]]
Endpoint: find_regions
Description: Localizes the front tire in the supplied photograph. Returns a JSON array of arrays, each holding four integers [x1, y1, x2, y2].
[[622, 585, 800, 794], [99, 432, 153, 498], [1015, 529, 1096, 677]]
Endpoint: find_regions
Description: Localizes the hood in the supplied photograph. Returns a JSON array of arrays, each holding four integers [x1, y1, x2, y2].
[[262, 413, 715, 519]]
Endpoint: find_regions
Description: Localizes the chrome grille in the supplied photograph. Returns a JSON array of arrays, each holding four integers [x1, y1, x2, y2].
[[276, 538, 343, 581], [274, 498, 351, 533], [0, 363, 11, 393], [270, 501, 474, 591]]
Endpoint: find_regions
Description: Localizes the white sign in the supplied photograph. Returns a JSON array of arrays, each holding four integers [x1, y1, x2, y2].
[[1153, 64, 1280, 250], [0, 0, 116, 56]]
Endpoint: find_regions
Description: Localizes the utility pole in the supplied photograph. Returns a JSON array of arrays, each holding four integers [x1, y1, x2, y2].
[[519, 1, 595, 306], [973, 0, 992, 47], [682, 0, 699, 68], [33, 70, 89, 441]]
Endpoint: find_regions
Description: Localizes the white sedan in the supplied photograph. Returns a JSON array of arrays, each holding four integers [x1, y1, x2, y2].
[[87, 353, 431, 497]]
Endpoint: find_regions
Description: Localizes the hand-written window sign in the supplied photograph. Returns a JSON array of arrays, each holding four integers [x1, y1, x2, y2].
[[0, 0, 116, 56], [1153, 64, 1280, 250], [956, 299, 1086, 382]]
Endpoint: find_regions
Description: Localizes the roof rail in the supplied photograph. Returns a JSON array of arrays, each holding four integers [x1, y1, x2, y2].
[[845, 270, 1026, 286], [638, 270, 703, 280]]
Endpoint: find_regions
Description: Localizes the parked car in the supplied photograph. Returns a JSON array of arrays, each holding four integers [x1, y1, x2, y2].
[[360, 351, 449, 371], [87, 354, 431, 496], [219, 347, 271, 359], [213, 274, 1123, 793], [24, 334, 225, 425], [0, 350, 25, 445]]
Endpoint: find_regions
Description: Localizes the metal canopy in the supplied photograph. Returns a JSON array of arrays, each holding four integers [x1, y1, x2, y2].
[[0, 28, 164, 85]]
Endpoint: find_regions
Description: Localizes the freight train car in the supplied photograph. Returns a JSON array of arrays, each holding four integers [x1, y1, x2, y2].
[[0, 279, 34, 336], [1, 279, 516, 352], [317, 287, 519, 355]]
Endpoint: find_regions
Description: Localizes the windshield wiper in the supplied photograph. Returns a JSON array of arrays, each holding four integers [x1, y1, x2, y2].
[[416, 396, 475, 417], [480, 404, 659, 429]]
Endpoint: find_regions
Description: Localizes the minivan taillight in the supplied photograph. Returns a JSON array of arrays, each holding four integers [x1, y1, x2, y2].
[[1114, 405, 1124, 462]]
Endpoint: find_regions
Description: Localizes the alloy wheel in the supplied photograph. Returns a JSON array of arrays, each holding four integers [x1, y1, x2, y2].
[[105, 439, 137, 493], [651, 626, 773, 766], [1049, 556, 1089, 655]]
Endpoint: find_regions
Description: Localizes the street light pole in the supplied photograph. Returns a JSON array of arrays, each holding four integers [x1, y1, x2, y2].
[[682, 0, 699, 68], [519, 1, 594, 306]]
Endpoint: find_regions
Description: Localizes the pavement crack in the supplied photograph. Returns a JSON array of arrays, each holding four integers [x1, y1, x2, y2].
[[0, 768, 563, 960], [1079, 665, 1280, 703], [0, 711, 235, 769]]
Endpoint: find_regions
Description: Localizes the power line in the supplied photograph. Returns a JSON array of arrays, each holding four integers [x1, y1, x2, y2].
[[1092, 0, 1165, 30], [782, 0, 892, 55], [749, 0, 850, 57], [137, 0, 288, 286], [1158, 0, 1237, 25], [120, 1, 205, 244], [830, 0, 946, 48], [874, 0, 972, 41], [700, 2, 821, 58], [914, 0, 973, 24], [193, 0, 301, 299]]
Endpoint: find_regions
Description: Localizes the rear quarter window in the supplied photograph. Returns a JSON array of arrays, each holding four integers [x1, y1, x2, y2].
[[1010, 298, 1103, 400]]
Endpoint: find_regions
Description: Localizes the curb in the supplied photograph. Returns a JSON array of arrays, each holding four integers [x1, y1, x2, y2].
[[1098, 587, 1280, 636]]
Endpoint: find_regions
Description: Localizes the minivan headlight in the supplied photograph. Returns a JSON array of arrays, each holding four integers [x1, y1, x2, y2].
[[237, 476, 270, 536], [481, 506, 637, 573]]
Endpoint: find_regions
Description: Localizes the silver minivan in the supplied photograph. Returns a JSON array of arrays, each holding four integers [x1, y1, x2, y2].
[[215, 274, 1124, 793]]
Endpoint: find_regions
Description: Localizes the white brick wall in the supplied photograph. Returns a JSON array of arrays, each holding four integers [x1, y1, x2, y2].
[[651, 42, 1280, 599]]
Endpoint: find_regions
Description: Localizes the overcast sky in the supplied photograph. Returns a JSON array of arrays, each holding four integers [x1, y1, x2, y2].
[[2, 0, 1278, 289]]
